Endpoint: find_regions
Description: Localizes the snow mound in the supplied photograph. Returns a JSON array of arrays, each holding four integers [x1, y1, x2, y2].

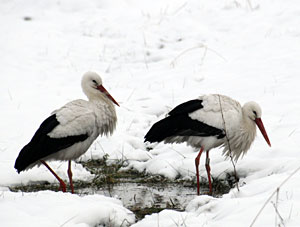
[[0, 190, 135, 227]]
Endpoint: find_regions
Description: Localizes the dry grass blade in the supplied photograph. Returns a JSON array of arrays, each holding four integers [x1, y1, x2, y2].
[[249, 165, 300, 227], [247, 0, 253, 11], [170, 44, 226, 68], [170, 44, 205, 68], [271, 201, 285, 226], [218, 95, 240, 192], [60, 214, 78, 227]]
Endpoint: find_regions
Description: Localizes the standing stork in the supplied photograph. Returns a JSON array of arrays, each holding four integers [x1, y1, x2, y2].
[[144, 94, 271, 195], [14, 71, 119, 193]]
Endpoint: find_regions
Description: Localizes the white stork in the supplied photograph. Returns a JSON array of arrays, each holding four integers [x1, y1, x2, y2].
[[144, 94, 271, 195], [14, 72, 119, 193]]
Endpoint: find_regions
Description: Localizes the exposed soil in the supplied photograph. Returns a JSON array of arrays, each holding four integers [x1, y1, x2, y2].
[[10, 158, 235, 221]]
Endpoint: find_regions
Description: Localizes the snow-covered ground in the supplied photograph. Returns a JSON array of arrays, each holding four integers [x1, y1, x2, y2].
[[1, 0, 300, 226]]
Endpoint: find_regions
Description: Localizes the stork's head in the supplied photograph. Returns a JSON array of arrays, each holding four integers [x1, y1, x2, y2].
[[81, 71, 119, 106], [244, 101, 262, 121], [243, 101, 271, 147]]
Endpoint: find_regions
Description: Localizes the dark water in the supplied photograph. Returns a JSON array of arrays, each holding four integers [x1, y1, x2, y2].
[[80, 182, 201, 209], [78, 181, 214, 220], [10, 160, 233, 220], [11, 180, 218, 220]]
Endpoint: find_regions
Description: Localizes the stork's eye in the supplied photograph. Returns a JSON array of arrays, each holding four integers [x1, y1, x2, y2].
[[92, 80, 97, 84], [253, 111, 257, 116]]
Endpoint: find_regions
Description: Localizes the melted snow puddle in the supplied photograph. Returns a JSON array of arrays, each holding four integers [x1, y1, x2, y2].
[[81, 183, 197, 209], [10, 159, 232, 220], [11, 181, 225, 220], [78, 182, 228, 220]]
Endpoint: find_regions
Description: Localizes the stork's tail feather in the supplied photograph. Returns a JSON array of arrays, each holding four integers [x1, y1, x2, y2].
[[14, 114, 59, 173], [14, 143, 33, 173]]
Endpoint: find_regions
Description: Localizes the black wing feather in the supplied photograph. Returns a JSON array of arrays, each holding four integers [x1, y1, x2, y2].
[[168, 99, 203, 116], [14, 114, 88, 173], [145, 99, 225, 143]]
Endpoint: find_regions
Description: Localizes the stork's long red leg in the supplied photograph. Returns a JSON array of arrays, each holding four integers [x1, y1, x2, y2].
[[195, 147, 204, 196], [205, 150, 212, 195], [40, 160, 66, 192], [67, 160, 74, 194]]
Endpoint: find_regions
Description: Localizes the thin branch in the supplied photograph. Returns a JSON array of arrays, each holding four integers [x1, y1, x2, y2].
[[246, 0, 253, 11], [8, 89, 13, 101], [170, 44, 226, 68], [170, 147, 187, 159], [288, 129, 296, 137], [218, 95, 240, 191], [60, 214, 78, 227], [142, 32, 149, 70], [200, 45, 208, 66], [275, 187, 280, 226], [249, 165, 300, 227], [180, 213, 188, 227], [206, 47, 227, 61], [126, 119, 135, 131], [120, 218, 132, 227], [271, 201, 285, 226], [170, 44, 205, 68], [126, 88, 136, 102], [171, 2, 188, 16], [288, 204, 293, 219]]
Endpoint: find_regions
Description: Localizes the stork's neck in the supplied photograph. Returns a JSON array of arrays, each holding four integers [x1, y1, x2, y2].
[[89, 94, 117, 136], [223, 108, 257, 160], [89, 95, 116, 114], [239, 108, 257, 152], [87, 93, 112, 106], [241, 107, 256, 134]]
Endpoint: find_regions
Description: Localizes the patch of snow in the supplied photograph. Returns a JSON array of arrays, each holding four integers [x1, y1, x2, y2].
[[1, 0, 300, 226], [0, 191, 135, 227]]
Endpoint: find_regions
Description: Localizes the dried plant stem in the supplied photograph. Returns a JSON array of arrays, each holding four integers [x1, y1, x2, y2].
[[271, 201, 284, 226], [170, 44, 205, 67], [142, 32, 149, 70], [170, 44, 226, 68], [249, 165, 300, 227], [246, 0, 253, 11], [218, 95, 240, 191]]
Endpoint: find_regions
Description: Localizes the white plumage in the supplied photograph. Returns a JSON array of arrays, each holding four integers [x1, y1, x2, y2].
[[15, 71, 119, 193], [188, 95, 261, 160], [48, 99, 117, 161], [145, 94, 271, 195]]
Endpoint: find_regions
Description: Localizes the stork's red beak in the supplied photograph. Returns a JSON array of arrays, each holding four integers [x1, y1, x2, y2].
[[97, 85, 120, 106], [255, 118, 271, 147]]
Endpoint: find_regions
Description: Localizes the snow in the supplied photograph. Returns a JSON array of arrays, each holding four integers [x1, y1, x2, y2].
[[1, 0, 300, 226], [0, 190, 135, 227]]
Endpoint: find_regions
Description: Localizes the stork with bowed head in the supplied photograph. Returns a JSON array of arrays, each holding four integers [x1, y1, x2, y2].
[[14, 72, 119, 193], [144, 94, 271, 195]]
